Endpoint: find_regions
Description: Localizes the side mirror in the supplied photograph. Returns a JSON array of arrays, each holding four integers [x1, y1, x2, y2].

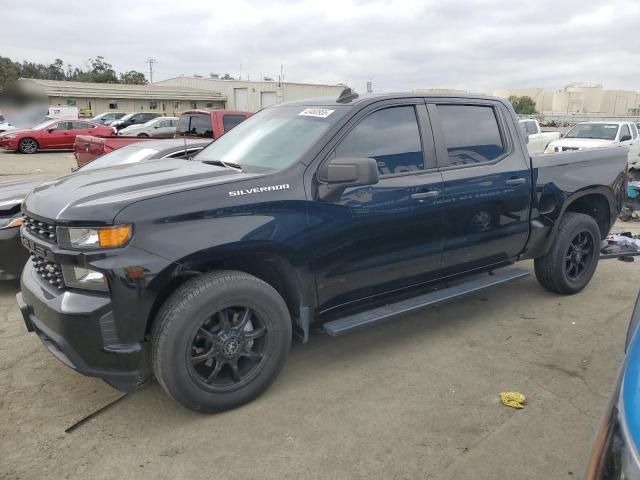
[[46, 128, 55, 133], [319, 157, 379, 187], [621, 134, 632, 142]]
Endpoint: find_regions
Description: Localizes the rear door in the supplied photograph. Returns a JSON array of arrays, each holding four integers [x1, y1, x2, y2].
[[428, 100, 531, 275], [308, 100, 444, 310]]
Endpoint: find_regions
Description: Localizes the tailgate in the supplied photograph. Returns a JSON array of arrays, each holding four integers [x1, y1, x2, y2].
[[74, 135, 108, 168]]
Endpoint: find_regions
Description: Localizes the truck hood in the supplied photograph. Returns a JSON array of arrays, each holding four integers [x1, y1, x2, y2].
[[23, 159, 262, 223], [549, 138, 616, 149], [0, 176, 48, 210]]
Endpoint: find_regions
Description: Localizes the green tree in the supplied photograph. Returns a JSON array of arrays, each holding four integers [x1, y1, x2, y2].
[[509, 95, 537, 115], [0, 56, 21, 90], [119, 70, 147, 84]]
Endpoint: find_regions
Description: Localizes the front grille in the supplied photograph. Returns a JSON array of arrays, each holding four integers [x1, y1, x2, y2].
[[23, 215, 57, 243], [31, 255, 65, 289]]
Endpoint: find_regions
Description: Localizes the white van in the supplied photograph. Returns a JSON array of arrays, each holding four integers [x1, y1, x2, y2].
[[46, 106, 79, 120]]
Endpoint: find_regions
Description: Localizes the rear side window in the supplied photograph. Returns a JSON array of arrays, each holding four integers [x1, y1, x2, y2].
[[631, 123, 638, 139], [522, 121, 538, 135], [72, 122, 93, 129], [223, 114, 247, 132], [335, 106, 424, 176], [436, 105, 505, 167], [620, 124, 631, 140]]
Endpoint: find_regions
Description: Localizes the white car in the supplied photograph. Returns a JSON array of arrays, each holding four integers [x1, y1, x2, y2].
[[519, 118, 560, 154], [545, 121, 640, 168], [119, 116, 178, 138], [0, 113, 16, 133]]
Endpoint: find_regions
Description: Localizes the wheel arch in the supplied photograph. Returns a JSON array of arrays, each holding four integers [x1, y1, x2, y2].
[[145, 248, 312, 337], [559, 189, 613, 239]]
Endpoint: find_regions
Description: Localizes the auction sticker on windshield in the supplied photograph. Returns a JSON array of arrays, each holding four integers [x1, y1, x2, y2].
[[299, 108, 335, 118]]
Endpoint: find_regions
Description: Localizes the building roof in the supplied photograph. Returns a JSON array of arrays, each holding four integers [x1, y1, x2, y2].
[[155, 75, 345, 89], [18, 78, 226, 101]]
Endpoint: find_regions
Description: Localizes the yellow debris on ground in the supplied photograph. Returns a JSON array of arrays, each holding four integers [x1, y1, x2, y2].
[[499, 391, 526, 409]]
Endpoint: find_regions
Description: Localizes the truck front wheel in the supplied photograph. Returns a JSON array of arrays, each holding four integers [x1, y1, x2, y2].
[[151, 270, 292, 412], [534, 212, 600, 294]]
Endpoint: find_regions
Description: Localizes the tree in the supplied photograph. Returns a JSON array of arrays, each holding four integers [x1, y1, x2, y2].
[[221, 73, 235, 80], [119, 70, 147, 84], [0, 56, 21, 90], [509, 95, 537, 115]]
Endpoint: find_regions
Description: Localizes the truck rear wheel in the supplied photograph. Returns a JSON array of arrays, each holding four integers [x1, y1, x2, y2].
[[151, 270, 291, 412], [534, 212, 600, 294]]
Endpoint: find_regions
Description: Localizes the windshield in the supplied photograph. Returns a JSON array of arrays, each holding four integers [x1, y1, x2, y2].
[[565, 123, 619, 140], [117, 113, 136, 122], [32, 119, 58, 130], [80, 146, 160, 171], [194, 106, 349, 171]]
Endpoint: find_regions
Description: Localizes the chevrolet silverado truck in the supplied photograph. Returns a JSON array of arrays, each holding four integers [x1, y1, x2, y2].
[[16, 90, 628, 413]]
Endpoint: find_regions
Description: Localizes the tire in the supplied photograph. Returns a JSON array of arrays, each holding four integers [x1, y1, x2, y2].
[[137, 133, 149, 137], [534, 212, 600, 294], [152, 270, 292, 413], [18, 137, 38, 154]]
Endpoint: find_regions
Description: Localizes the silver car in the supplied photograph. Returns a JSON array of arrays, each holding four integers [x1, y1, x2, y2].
[[119, 116, 178, 138]]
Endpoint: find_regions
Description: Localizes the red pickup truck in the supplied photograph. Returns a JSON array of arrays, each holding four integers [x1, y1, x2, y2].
[[73, 109, 251, 167]]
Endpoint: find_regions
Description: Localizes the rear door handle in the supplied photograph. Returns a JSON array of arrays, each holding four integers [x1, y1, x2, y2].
[[506, 178, 526, 186], [411, 191, 440, 200]]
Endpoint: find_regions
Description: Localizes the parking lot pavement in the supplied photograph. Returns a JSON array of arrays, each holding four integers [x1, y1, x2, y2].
[[1, 150, 639, 479], [0, 257, 637, 480], [0, 149, 76, 179]]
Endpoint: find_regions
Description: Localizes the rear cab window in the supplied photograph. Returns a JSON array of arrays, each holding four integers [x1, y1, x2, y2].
[[435, 105, 506, 167], [178, 114, 213, 138]]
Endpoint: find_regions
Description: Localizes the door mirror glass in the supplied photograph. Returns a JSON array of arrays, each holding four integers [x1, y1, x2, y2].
[[621, 134, 632, 142], [320, 157, 379, 187]]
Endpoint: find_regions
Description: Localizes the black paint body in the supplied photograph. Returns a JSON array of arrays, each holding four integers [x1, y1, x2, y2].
[[16, 94, 628, 391]]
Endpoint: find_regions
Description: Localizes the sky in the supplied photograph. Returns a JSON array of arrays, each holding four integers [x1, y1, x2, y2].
[[1, 0, 639, 94]]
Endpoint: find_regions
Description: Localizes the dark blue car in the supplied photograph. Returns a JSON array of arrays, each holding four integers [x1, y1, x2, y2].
[[586, 292, 640, 478]]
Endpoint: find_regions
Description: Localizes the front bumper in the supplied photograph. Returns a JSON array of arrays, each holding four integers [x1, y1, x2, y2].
[[17, 262, 147, 392], [0, 226, 29, 280]]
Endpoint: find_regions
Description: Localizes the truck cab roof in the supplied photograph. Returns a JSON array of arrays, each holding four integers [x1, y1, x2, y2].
[[280, 92, 509, 108]]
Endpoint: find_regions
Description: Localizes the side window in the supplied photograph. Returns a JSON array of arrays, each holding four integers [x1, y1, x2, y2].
[[54, 122, 71, 130], [222, 114, 247, 132], [620, 124, 631, 141], [631, 123, 638, 139], [189, 114, 213, 137], [436, 105, 505, 167], [71, 122, 90, 130], [334, 106, 424, 176], [523, 121, 538, 135]]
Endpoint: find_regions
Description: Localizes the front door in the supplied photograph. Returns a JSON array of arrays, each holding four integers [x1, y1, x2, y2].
[[308, 101, 444, 311], [40, 121, 73, 148], [428, 101, 532, 275]]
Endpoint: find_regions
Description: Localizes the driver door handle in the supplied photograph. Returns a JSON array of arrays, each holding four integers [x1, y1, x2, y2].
[[506, 178, 526, 186], [411, 190, 440, 200]]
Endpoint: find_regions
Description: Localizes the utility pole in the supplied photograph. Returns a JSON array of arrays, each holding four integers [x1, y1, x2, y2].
[[145, 57, 157, 83]]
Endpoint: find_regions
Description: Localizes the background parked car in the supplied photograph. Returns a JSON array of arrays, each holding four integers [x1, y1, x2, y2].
[[176, 109, 251, 139], [545, 121, 640, 167], [518, 118, 560, 154], [0, 138, 210, 281], [91, 112, 127, 125], [585, 292, 640, 479], [111, 112, 162, 131], [119, 116, 178, 138], [0, 113, 16, 133], [0, 119, 114, 153]]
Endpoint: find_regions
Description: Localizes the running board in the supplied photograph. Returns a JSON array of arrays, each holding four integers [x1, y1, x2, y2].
[[323, 268, 529, 336]]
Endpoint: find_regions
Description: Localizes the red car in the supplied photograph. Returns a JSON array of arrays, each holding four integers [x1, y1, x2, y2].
[[0, 119, 115, 154]]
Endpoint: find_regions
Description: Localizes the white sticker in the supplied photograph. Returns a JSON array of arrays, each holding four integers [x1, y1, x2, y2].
[[299, 108, 335, 118]]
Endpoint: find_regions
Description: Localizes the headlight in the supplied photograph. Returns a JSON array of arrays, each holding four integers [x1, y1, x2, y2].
[[57, 225, 132, 249], [2, 134, 16, 140], [61, 265, 108, 291], [0, 216, 24, 229]]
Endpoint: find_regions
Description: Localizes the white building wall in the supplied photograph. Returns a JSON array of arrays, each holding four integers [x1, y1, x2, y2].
[[154, 77, 344, 111]]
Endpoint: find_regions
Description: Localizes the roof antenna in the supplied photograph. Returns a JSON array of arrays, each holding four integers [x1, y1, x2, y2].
[[336, 87, 358, 103]]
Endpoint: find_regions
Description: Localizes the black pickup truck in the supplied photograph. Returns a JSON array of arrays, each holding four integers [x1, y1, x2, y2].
[[16, 90, 628, 412]]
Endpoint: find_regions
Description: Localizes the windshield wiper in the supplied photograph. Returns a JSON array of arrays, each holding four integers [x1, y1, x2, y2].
[[201, 159, 243, 172]]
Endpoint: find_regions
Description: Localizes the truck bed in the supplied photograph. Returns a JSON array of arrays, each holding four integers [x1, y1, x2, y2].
[[73, 135, 155, 168]]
